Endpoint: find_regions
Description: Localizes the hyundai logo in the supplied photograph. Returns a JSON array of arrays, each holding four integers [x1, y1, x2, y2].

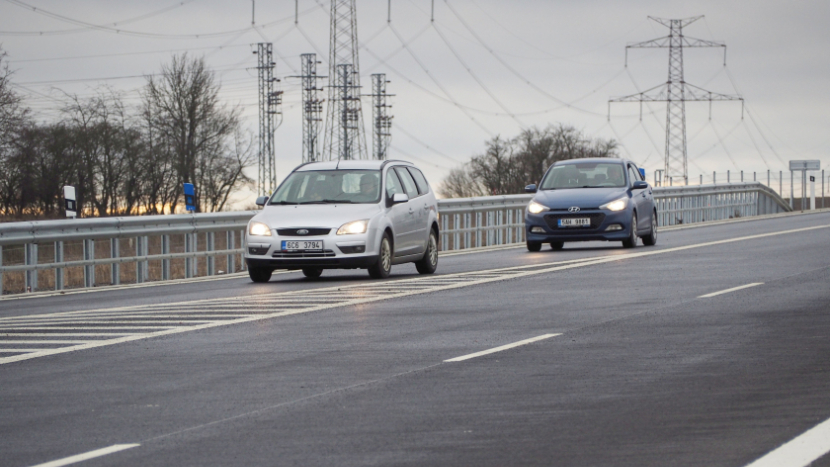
[[297, 229, 309, 235], [568, 206, 581, 213]]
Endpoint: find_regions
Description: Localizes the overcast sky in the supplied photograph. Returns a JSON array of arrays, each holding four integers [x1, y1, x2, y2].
[[2, 0, 829, 204]]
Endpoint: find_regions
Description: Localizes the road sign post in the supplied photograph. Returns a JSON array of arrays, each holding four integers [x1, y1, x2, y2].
[[63, 186, 77, 218], [184, 183, 196, 213], [789, 160, 820, 211]]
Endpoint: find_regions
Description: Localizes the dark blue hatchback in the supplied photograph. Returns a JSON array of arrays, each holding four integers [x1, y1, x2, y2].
[[524, 158, 657, 251]]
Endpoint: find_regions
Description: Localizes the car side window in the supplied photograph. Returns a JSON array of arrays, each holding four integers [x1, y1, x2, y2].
[[386, 169, 404, 198], [395, 167, 420, 198], [407, 167, 430, 195]]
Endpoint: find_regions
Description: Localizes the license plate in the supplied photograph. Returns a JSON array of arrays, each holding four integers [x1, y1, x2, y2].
[[281, 240, 323, 251], [558, 218, 591, 228]]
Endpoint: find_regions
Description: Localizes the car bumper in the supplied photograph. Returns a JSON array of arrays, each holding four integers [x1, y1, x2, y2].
[[245, 229, 379, 270], [525, 209, 633, 243]]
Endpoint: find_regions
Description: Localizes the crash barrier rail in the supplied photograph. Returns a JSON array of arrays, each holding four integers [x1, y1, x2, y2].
[[0, 182, 792, 295]]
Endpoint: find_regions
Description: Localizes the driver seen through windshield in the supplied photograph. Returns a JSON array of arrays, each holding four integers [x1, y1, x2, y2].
[[269, 170, 381, 204], [540, 162, 626, 189]]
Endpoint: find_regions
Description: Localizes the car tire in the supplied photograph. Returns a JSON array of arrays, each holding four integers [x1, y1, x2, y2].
[[302, 268, 323, 279], [642, 212, 657, 246], [248, 267, 272, 283], [527, 241, 542, 252], [622, 213, 638, 249], [368, 233, 393, 279], [415, 230, 438, 274], [550, 241, 564, 251]]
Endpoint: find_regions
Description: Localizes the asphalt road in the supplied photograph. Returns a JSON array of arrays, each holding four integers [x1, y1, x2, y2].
[[2, 211, 830, 467]]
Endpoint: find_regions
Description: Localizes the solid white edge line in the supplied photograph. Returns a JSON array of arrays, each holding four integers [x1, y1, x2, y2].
[[28, 444, 140, 467], [698, 282, 764, 298], [744, 416, 830, 467], [444, 333, 561, 362]]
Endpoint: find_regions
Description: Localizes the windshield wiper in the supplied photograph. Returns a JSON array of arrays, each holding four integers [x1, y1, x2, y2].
[[321, 199, 351, 203], [271, 200, 298, 205]]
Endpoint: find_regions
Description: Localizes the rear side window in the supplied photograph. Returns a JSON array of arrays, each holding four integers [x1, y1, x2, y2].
[[407, 167, 430, 195], [395, 167, 420, 198]]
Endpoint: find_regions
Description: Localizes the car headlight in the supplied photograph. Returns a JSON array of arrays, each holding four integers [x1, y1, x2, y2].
[[600, 197, 628, 212], [337, 219, 369, 235], [527, 200, 549, 214], [248, 221, 272, 236]]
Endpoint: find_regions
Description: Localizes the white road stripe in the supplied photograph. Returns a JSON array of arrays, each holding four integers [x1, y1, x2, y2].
[[27, 444, 140, 467], [744, 416, 830, 467], [0, 349, 48, 353], [0, 340, 90, 344], [444, 334, 561, 362], [698, 283, 764, 298]]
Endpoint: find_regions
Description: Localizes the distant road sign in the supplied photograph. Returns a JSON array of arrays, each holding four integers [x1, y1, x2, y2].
[[63, 186, 76, 218], [789, 160, 820, 171], [184, 183, 195, 212]]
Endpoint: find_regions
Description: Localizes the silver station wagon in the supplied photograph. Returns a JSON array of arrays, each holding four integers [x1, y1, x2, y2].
[[245, 160, 439, 282]]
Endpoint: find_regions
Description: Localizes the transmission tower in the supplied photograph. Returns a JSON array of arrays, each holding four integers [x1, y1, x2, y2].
[[293, 53, 326, 163], [255, 43, 283, 195], [322, 0, 368, 160], [370, 73, 393, 160], [609, 16, 743, 185]]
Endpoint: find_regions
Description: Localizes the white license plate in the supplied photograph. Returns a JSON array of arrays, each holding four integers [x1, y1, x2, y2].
[[558, 218, 591, 228], [281, 240, 323, 251]]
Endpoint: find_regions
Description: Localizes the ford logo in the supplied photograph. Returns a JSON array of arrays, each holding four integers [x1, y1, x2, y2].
[[297, 229, 309, 235], [568, 206, 580, 213]]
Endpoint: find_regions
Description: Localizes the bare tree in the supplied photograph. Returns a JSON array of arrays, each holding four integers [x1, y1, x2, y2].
[[142, 54, 250, 212]]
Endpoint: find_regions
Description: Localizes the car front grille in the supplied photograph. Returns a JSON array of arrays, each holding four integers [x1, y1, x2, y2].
[[543, 213, 606, 232], [277, 228, 332, 236], [272, 249, 336, 258]]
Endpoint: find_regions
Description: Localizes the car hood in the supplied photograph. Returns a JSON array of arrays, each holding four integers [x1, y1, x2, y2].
[[252, 203, 382, 229], [534, 187, 628, 209]]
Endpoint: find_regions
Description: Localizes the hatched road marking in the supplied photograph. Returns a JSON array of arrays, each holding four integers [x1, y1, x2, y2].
[[1, 223, 827, 365]]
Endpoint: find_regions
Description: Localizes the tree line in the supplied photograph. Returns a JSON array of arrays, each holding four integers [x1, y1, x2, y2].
[[438, 125, 619, 198], [0, 50, 253, 220]]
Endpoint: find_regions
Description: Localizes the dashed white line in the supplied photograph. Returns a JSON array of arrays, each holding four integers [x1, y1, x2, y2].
[[444, 334, 561, 362], [698, 283, 764, 298], [27, 444, 140, 467], [744, 416, 830, 467]]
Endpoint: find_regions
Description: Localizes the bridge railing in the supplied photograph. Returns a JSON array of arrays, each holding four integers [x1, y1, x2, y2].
[[0, 182, 791, 295]]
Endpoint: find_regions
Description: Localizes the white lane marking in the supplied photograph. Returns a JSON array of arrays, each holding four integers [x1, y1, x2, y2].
[[744, 416, 830, 467], [0, 340, 90, 344], [698, 283, 764, 298], [0, 349, 47, 353], [444, 334, 561, 362], [28, 444, 140, 467], [1, 223, 827, 365]]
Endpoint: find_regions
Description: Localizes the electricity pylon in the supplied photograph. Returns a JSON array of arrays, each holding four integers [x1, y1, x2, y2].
[[609, 16, 743, 185], [322, 0, 368, 160], [293, 53, 326, 163], [370, 73, 393, 160], [255, 43, 283, 195]]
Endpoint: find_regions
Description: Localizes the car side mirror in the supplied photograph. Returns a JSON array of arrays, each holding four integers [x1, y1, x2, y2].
[[255, 196, 268, 206], [525, 184, 537, 193], [631, 181, 648, 190], [392, 193, 409, 204]]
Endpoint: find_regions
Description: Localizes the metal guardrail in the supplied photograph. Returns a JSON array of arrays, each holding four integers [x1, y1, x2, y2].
[[0, 182, 792, 295]]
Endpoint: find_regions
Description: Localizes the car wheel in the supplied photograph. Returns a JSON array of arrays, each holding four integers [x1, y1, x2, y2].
[[248, 267, 272, 283], [642, 212, 657, 246], [415, 230, 438, 274], [527, 241, 542, 252], [368, 233, 392, 279], [302, 268, 323, 279], [622, 213, 638, 248], [550, 241, 564, 251]]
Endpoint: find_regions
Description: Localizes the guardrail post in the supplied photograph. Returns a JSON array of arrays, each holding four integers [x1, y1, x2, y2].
[[779, 171, 783, 198], [83, 239, 94, 288], [239, 229, 246, 271], [475, 212, 482, 248], [506, 209, 513, 244], [185, 233, 193, 278], [0, 245, 3, 295], [135, 236, 146, 284], [207, 232, 215, 276], [790, 170, 794, 208], [55, 241, 64, 290], [161, 235, 171, 280], [110, 238, 120, 286], [25, 243, 38, 292], [225, 231, 235, 274]]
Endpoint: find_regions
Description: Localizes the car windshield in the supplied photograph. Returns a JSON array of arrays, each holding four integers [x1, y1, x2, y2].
[[539, 162, 626, 189], [269, 170, 381, 204]]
